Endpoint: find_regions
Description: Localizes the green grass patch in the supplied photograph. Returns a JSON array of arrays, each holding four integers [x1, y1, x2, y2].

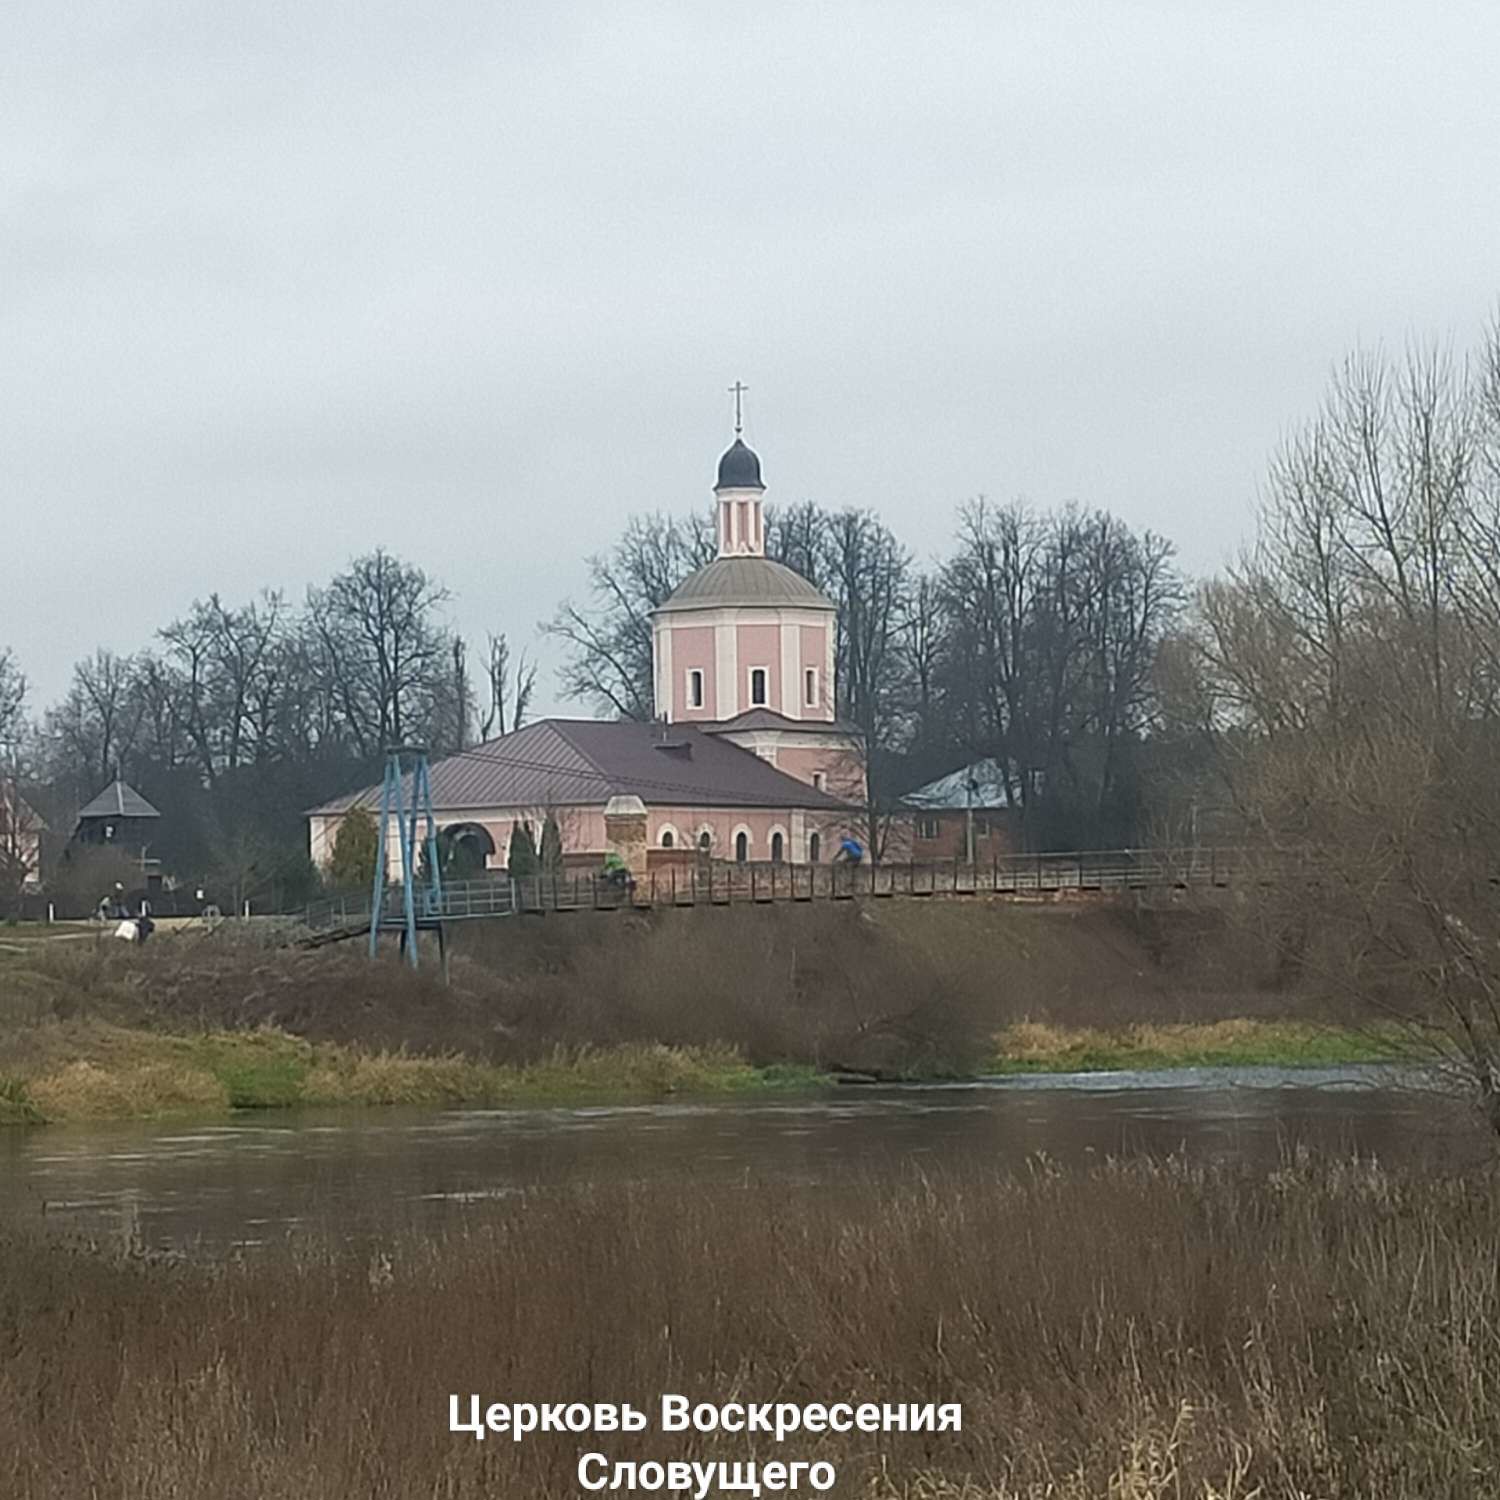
[[192, 1032, 312, 1108], [297, 1043, 826, 1109], [752, 1062, 826, 1090], [0, 1076, 42, 1125], [2, 1030, 828, 1124], [988, 1018, 1419, 1074]]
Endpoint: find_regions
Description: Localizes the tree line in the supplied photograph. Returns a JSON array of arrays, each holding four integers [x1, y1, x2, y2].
[[12, 311, 1500, 1134], [3, 481, 1195, 909], [1185, 319, 1500, 1132], [1, 553, 535, 909], [10, 312, 1500, 976], [548, 495, 1186, 850]]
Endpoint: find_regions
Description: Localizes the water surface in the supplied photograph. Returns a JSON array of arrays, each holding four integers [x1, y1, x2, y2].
[[0, 1065, 1468, 1255]]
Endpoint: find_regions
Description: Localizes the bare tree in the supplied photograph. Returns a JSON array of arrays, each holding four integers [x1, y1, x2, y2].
[[307, 550, 452, 752], [22, 550, 472, 897], [1196, 323, 1500, 1132], [823, 509, 911, 744], [1070, 512, 1183, 816], [548, 512, 714, 718], [431, 637, 475, 753], [0, 650, 35, 907], [765, 500, 832, 591], [44, 649, 143, 790], [160, 591, 286, 781], [937, 500, 1044, 810], [900, 571, 944, 747], [932, 499, 1182, 845], [479, 633, 537, 739], [131, 655, 190, 772], [0, 649, 25, 751]]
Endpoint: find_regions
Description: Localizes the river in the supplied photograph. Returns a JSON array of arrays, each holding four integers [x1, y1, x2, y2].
[[0, 1066, 1473, 1255]]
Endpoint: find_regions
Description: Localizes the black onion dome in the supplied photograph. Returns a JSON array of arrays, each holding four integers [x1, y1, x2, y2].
[[715, 438, 763, 489]]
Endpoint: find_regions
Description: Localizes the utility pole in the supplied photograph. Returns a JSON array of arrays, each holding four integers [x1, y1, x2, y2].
[[964, 770, 978, 868]]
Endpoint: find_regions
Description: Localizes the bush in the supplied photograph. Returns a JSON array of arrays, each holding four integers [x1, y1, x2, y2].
[[507, 821, 537, 878], [539, 815, 563, 874], [328, 808, 378, 891]]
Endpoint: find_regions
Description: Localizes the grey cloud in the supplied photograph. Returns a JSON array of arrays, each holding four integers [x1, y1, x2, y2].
[[4, 0, 1499, 708]]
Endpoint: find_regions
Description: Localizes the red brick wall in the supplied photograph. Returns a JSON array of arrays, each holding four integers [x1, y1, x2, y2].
[[902, 809, 1015, 862]]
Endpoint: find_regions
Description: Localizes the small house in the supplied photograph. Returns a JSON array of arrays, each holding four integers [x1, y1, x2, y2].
[[900, 759, 1017, 862], [72, 778, 164, 887]]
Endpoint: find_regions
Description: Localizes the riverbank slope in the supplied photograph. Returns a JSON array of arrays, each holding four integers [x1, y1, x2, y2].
[[0, 898, 1403, 1122]]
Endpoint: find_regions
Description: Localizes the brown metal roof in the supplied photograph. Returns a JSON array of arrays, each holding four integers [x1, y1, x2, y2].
[[703, 708, 861, 735], [308, 718, 852, 817]]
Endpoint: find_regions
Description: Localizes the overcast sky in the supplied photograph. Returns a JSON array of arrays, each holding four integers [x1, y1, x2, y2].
[[5, 0, 1499, 715]]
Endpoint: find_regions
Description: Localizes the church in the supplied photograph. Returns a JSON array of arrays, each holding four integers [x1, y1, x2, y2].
[[308, 428, 864, 875]]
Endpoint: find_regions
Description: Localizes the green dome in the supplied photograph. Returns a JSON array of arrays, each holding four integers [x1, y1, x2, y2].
[[656, 556, 834, 613]]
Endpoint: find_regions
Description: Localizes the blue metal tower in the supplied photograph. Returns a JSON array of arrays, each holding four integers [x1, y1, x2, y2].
[[367, 745, 444, 968]]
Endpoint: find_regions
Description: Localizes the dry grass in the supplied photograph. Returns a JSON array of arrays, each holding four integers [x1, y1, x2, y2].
[[25, 1058, 229, 1118], [992, 1017, 1411, 1072], [3, 1152, 1498, 1497], [299, 1040, 766, 1108], [0, 1025, 783, 1122], [0, 899, 1374, 1123]]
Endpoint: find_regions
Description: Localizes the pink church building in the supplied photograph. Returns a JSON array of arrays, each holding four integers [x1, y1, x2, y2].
[[652, 436, 859, 797], [308, 430, 865, 875]]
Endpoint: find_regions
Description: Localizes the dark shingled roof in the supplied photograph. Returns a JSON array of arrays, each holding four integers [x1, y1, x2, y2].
[[308, 719, 852, 817], [77, 779, 160, 820]]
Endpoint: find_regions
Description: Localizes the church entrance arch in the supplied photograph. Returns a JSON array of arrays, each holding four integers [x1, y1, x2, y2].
[[437, 822, 496, 881]]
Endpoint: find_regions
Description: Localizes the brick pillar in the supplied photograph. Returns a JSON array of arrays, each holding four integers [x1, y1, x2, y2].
[[603, 795, 649, 879]]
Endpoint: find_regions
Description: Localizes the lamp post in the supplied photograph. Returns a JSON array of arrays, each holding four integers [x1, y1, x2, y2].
[[965, 771, 979, 868]]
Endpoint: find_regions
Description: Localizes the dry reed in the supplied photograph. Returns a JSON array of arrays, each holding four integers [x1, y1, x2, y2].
[[3, 1152, 1497, 1497]]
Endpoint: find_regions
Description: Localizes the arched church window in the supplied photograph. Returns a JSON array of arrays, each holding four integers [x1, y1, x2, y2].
[[749, 667, 768, 707], [735, 830, 749, 863], [661, 830, 674, 848], [770, 831, 784, 863], [805, 667, 818, 707], [688, 669, 704, 709], [698, 830, 712, 853], [809, 832, 821, 863]]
